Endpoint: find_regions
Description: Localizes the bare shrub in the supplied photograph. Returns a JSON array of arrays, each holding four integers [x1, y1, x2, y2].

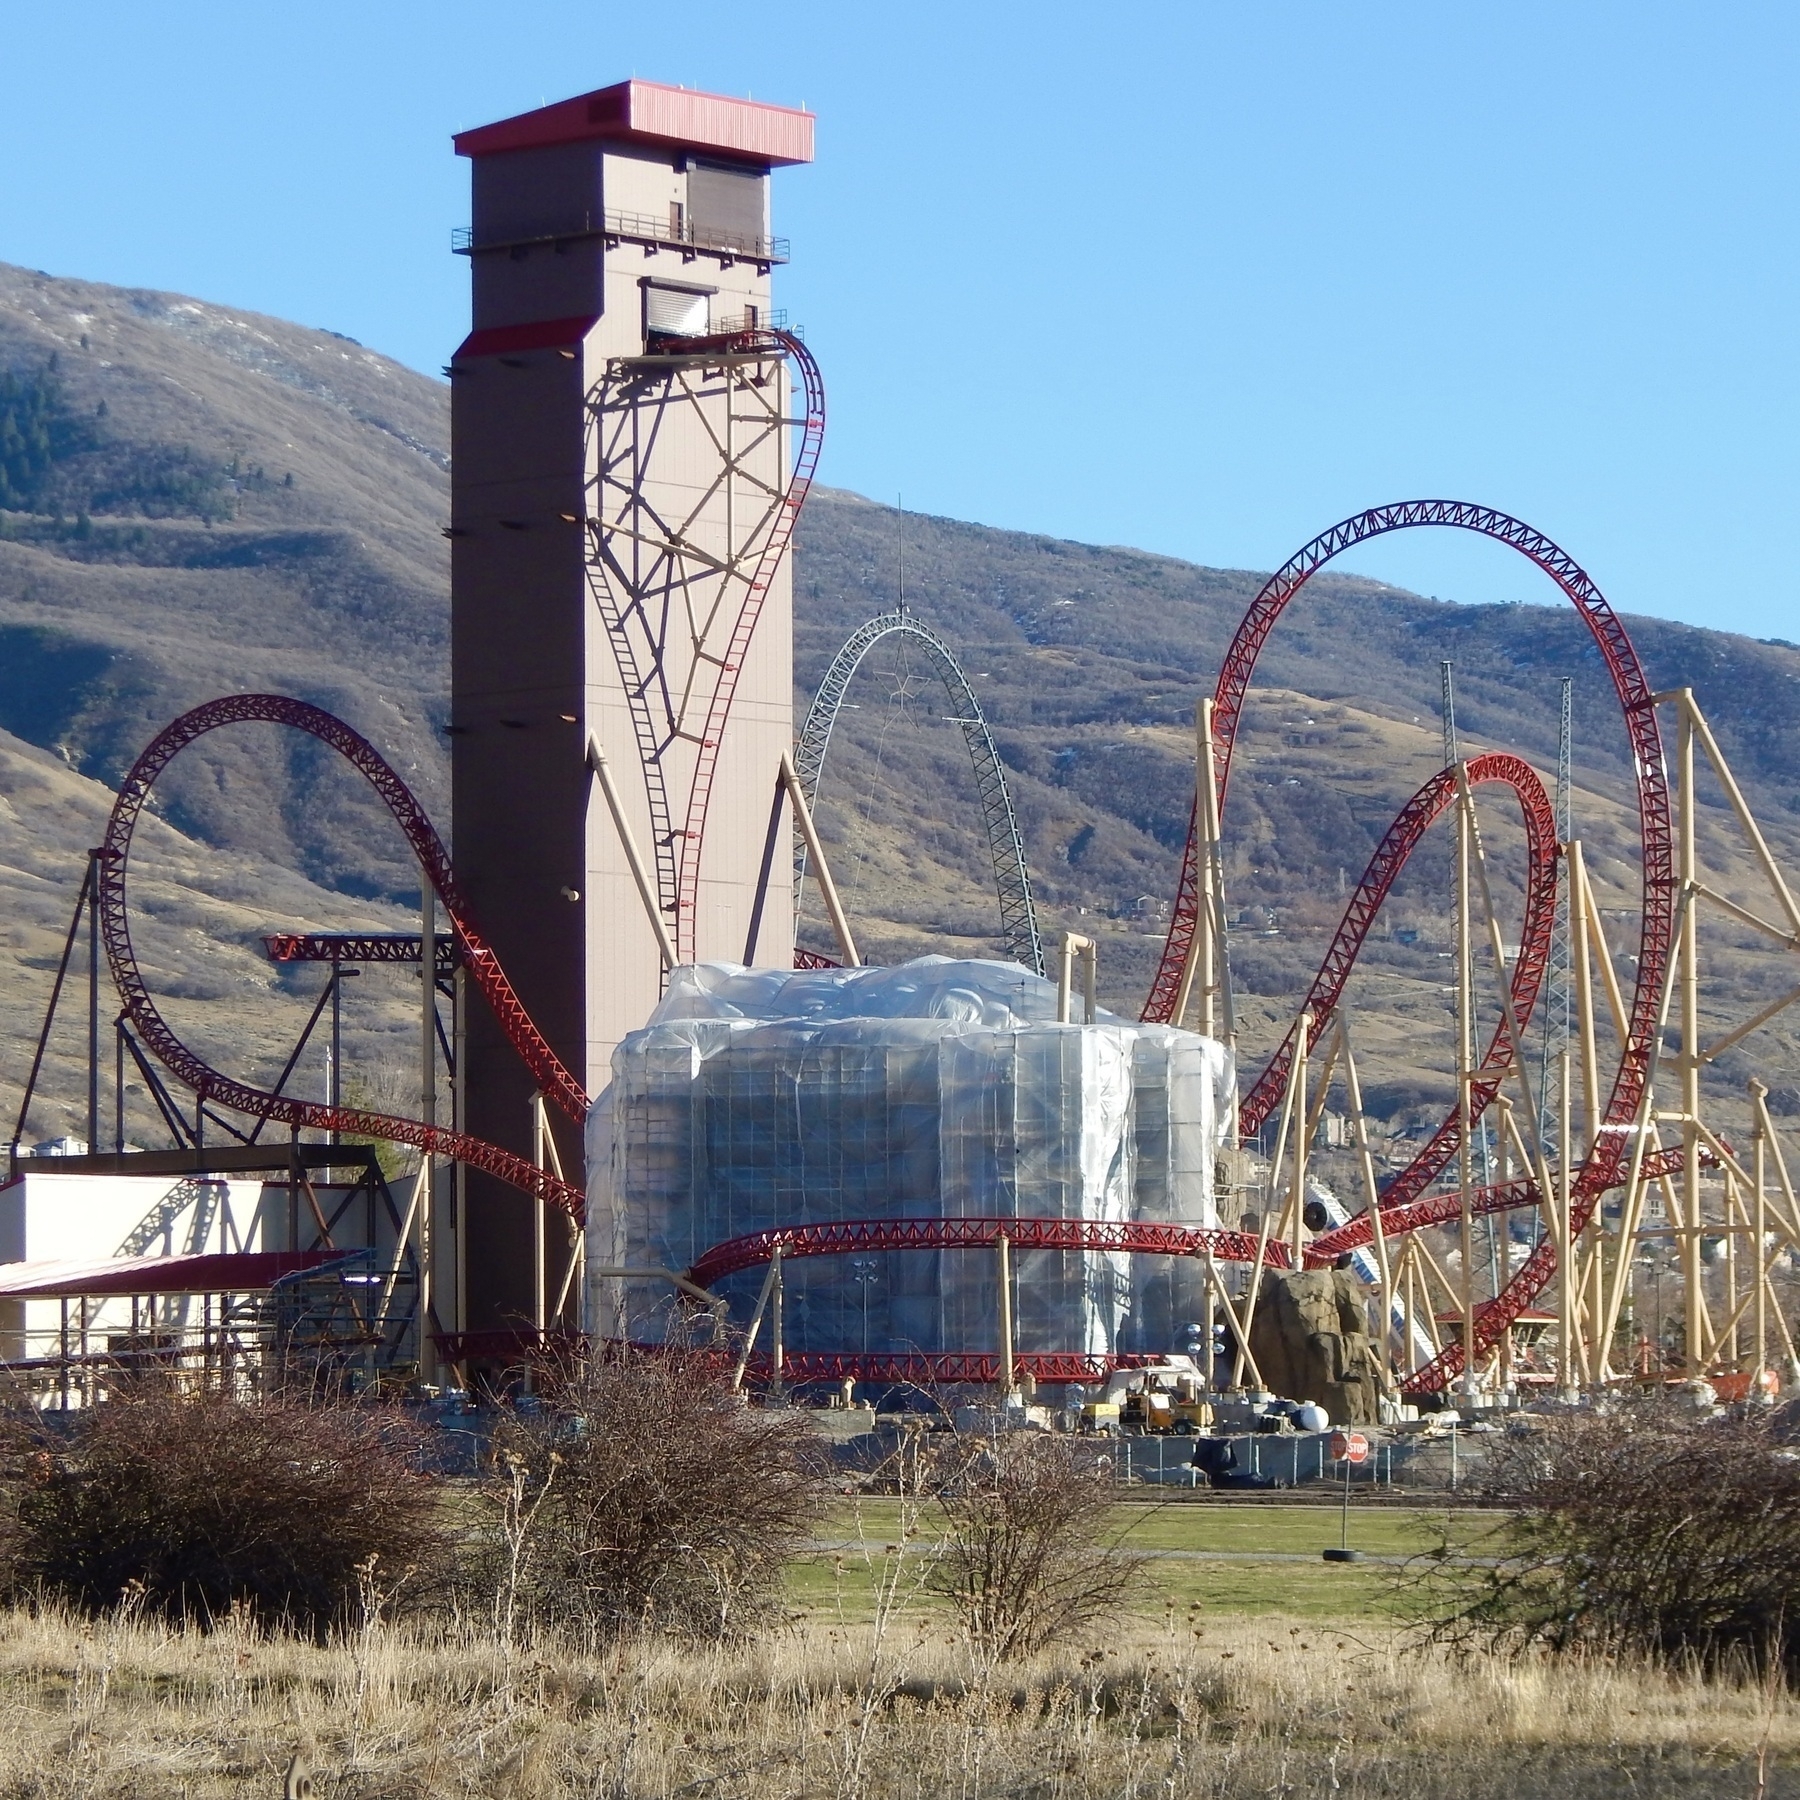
[[923, 1431, 1147, 1663], [0, 1386, 446, 1634], [1422, 1404, 1800, 1673], [484, 1347, 825, 1642]]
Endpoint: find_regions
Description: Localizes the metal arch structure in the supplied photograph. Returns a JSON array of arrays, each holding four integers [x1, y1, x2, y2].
[[1140, 500, 1674, 1390], [792, 610, 1044, 975], [94, 695, 587, 1222], [581, 326, 826, 963]]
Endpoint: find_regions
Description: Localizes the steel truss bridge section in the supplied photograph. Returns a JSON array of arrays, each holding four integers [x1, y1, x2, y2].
[[263, 932, 459, 985], [1139, 500, 1673, 1392], [581, 326, 825, 962], [96, 696, 588, 1222], [792, 610, 1043, 975]]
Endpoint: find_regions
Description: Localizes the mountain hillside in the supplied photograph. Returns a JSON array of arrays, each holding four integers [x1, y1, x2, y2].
[[2, 261, 1798, 1156]]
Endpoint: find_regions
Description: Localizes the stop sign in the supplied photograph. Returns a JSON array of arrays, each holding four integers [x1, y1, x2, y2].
[[1329, 1430, 1370, 1464]]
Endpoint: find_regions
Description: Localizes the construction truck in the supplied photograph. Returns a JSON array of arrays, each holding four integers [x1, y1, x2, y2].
[[1079, 1359, 1214, 1435]]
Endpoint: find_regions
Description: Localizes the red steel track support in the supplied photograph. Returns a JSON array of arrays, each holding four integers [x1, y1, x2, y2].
[[95, 696, 588, 1221]]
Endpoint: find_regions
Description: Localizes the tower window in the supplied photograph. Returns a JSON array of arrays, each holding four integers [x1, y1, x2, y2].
[[644, 283, 712, 338]]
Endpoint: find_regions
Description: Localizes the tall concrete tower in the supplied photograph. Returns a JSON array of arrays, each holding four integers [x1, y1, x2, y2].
[[450, 82, 817, 1332]]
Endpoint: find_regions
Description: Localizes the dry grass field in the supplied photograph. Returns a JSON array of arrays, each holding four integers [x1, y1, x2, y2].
[[0, 1597, 1794, 1798]]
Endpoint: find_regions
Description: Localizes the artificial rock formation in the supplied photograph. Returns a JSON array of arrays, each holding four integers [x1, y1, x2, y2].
[[1247, 1268, 1388, 1424]]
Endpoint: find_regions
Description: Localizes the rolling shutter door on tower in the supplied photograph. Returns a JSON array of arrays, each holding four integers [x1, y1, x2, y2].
[[645, 285, 711, 337], [686, 160, 767, 251]]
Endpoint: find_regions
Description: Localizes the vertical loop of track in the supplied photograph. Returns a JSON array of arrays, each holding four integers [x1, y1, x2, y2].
[[792, 610, 1043, 975], [94, 695, 587, 1220], [1144, 502, 1673, 1390]]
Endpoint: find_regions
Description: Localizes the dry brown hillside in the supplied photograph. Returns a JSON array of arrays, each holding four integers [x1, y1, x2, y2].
[[2, 261, 1798, 1166]]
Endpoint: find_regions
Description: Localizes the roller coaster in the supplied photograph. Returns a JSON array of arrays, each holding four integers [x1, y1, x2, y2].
[[56, 321, 1800, 1398]]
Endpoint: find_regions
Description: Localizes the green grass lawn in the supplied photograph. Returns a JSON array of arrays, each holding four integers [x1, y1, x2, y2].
[[791, 1499, 1509, 1625]]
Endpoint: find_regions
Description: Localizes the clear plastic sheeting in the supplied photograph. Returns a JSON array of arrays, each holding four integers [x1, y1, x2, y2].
[[585, 958, 1234, 1362]]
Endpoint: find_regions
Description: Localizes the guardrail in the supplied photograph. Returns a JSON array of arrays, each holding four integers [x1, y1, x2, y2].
[[452, 211, 789, 264]]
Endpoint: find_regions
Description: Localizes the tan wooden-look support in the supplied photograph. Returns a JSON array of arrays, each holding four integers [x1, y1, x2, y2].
[[1174, 697, 1237, 1070], [417, 864, 437, 1380], [731, 1245, 784, 1392], [1336, 1012, 1394, 1374], [997, 1234, 1016, 1400], [587, 735, 677, 970], [1557, 1052, 1579, 1399], [1200, 1244, 1266, 1390], [1453, 770, 1478, 1396], [1235, 1011, 1309, 1386], [778, 749, 861, 969], [523, 1093, 586, 1331]]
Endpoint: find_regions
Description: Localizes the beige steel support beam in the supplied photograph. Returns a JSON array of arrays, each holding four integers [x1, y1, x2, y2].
[[1557, 1052, 1578, 1399], [779, 750, 861, 969], [1289, 1013, 1312, 1259], [731, 1248, 784, 1393], [587, 736, 678, 970], [1337, 1013, 1393, 1370], [1455, 772, 1478, 1397], [1237, 1013, 1307, 1381], [529, 1093, 559, 1335], [1754, 1082, 1772, 1388], [418, 866, 437, 1381], [1566, 842, 1604, 1157], [1677, 699, 1705, 1376], [997, 1234, 1016, 1400], [1200, 1247, 1266, 1391], [1595, 883, 1695, 1374], [1658, 689, 1800, 938], [1175, 698, 1237, 1058]]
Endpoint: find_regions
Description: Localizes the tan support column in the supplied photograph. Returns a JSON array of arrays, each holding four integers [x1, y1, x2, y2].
[[587, 735, 677, 970], [779, 750, 861, 968], [1676, 692, 1704, 1377], [529, 1093, 549, 1336], [1455, 771, 1477, 1399], [1754, 1081, 1770, 1391], [997, 1234, 1016, 1401], [419, 866, 436, 1381]]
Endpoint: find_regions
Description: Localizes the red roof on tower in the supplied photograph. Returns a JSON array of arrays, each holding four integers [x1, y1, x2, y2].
[[453, 80, 814, 166]]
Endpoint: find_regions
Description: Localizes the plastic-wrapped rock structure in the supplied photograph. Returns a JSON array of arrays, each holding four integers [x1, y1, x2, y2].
[[586, 958, 1234, 1361]]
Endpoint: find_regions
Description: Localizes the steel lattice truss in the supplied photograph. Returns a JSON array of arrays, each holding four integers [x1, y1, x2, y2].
[[792, 610, 1043, 975], [263, 932, 459, 981], [95, 696, 587, 1221], [582, 328, 825, 960]]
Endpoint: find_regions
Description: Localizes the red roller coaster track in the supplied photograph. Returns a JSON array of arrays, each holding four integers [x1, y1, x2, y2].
[[677, 506, 1670, 1395], [95, 501, 1669, 1399], [690, 1217, 1293, 1292], [1143, 501, 1672, 1390], [95, 695, 589, 1221]]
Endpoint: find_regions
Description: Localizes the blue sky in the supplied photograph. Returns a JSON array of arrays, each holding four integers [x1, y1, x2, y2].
[[3, 1, 1795, 638]]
